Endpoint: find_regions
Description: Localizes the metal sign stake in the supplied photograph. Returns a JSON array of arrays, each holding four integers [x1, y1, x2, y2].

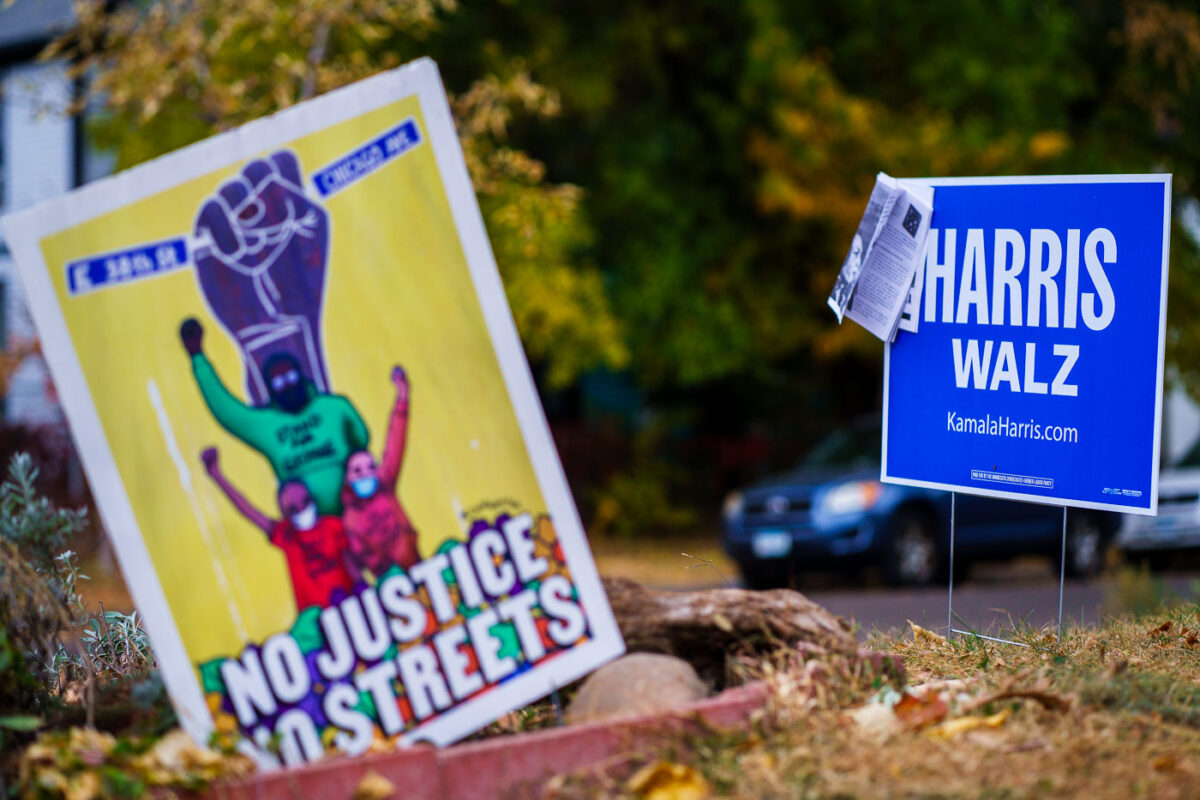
[[947, 492, 955, 637], [1057, 506, 1066, 644], [946, 495, 1067, 647]]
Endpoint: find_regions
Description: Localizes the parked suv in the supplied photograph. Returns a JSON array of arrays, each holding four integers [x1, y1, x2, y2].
[[1117, 437, 1200, 564], [722, 418, 1119, 588]]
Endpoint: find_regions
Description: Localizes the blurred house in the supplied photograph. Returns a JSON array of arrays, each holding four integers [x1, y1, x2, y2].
[[0, 0, 111, 426]]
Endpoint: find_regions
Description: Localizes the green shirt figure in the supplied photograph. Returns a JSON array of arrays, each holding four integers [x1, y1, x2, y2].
[[180, 318, 368, 515]]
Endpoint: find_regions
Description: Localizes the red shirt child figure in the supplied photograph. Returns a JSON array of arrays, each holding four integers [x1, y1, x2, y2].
[[341, 366, 421, 579], [201, 447, 357, 611]]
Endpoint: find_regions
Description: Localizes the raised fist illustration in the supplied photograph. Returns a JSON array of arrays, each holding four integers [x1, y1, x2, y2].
[[192, 150, 331, 406]]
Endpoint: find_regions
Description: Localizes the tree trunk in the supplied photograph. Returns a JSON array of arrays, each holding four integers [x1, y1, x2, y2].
[[601, 577, 857, 686]]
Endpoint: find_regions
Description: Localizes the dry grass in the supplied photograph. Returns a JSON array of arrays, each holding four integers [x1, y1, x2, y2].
[[549, 602, 1200, 799]]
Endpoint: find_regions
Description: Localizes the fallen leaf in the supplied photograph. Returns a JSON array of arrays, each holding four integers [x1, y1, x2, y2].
[[1149, 621, 1172, 635], [1104, 658, 1129, 678], [68, 728, 116, 766], [893, 691, 949, 729], [926, 709, 1011, 739], [849, 701, 902, 742], [136, 728, 228, 782], [1152, 754, 1179, 773], [32, 768, 68, 795], [908, 621, 948, 647], [352, 769, 396, 800], [22, 741, 55, 764], [64, 771, 101, 800], [627, 760, 710, 800]]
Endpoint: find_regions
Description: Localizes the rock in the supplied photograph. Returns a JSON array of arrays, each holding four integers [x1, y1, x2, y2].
[[602, 576, 856, 686], [566, 653, 709, 724]]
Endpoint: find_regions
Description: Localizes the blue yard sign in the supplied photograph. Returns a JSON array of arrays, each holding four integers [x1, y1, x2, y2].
[[882, 176, 1171, 515]]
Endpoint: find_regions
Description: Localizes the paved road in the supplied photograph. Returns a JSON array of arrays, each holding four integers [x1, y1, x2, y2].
[[800, 562, 1200, 639]]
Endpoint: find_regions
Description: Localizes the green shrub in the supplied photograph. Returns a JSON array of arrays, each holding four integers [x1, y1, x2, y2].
[[589, 424, 698, 539], [0, 454, 155, 725]]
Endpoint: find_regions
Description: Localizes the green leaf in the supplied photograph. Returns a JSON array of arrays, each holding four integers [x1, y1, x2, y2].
[[0, 714, 41, 731], [102, 765, 146, 798]]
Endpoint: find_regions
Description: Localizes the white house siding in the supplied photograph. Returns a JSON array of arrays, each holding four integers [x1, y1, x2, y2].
[[1, 60, 74, 425]]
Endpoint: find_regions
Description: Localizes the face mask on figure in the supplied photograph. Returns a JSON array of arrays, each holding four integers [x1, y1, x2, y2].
[[345, 451, 380, 500], [263, 353, 310, 413], [278, 481, 319, 531]]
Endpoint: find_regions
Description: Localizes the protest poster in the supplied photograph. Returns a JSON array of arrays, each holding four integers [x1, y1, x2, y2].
[[883, 175, 1171, 515], [0, 58, 624, 766]]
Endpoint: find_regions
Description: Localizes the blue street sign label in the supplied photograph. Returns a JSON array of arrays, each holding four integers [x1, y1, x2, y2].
[[882, 176, 1171, 515], [66, 237, 190, 297], [311, 118, 422, 197]]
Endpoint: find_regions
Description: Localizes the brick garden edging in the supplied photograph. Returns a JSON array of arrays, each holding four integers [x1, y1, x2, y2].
[[202, 682, 769, 800]]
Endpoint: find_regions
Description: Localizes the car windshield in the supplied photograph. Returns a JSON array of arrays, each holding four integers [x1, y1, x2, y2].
[[802, 420, 881, 469]]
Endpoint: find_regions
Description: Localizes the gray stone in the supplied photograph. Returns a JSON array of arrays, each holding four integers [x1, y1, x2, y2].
[[565, 653, 709, 724]]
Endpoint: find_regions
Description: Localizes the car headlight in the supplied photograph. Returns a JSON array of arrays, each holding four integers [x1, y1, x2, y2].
[[820, 481, 882, 515], [722, 491, 744, 519]]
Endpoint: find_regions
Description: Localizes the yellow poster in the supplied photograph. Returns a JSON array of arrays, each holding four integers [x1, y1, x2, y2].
[[1, 59, 622, 767]]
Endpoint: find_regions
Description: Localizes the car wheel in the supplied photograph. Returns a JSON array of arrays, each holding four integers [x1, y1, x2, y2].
[[883, 508, 940, 586], [739, 561, 790, 590], [1061, 512, 1109, 578]]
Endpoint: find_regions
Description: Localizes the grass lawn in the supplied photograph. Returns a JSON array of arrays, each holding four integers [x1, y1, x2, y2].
[[548, 596, 1200, 799]]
